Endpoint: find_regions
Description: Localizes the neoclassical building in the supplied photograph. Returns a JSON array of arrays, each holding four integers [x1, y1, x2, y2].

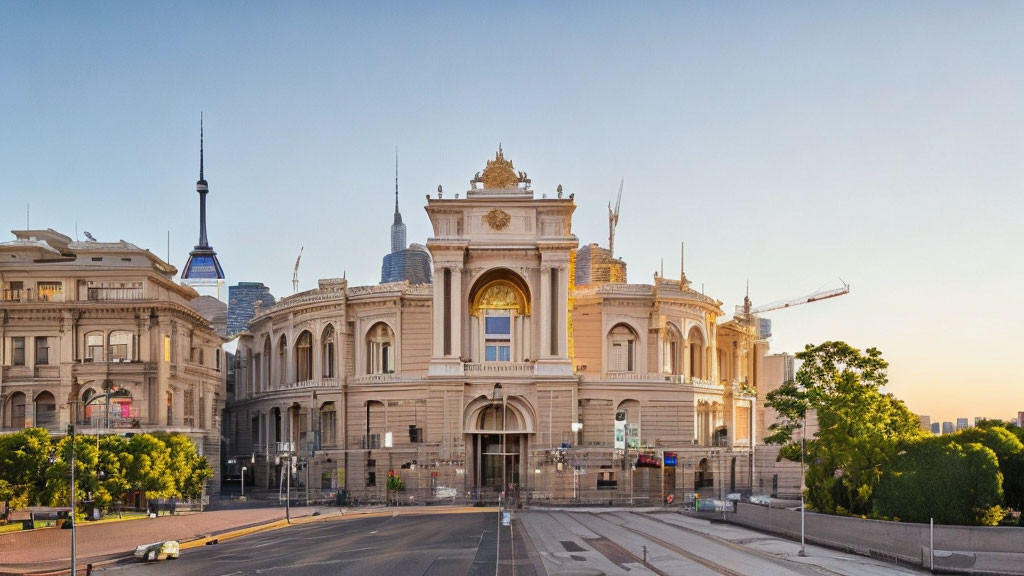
[[226, 148, 769, 504], [0, 229, 227, 493]]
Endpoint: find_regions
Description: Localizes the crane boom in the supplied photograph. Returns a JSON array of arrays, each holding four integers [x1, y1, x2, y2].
[[748, 281, 850, 315], [292, 246, 304, 294]]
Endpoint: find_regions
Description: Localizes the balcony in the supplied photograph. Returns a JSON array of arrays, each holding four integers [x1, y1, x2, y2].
[[463, 362, 535, 377], [350, 373, 399, 384], [603, 371, 684, 383], [692, 377, 724, 392], [1, 288, 66, 303], [282, 378, 339, 390]]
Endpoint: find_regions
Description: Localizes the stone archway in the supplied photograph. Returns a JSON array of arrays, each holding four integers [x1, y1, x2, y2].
[[464, 394, 535, 499]]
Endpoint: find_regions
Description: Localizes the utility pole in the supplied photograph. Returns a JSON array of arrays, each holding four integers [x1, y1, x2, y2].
[[285, 455, 291, 523], [799, 413, 807, 557], [68, 421, 77, 576]]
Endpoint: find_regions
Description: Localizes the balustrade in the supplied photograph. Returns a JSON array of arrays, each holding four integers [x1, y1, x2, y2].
[[463, 362, 534, 376]]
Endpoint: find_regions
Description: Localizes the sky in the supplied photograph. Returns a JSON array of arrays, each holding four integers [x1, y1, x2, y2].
[[2, 2, 1022, 424]]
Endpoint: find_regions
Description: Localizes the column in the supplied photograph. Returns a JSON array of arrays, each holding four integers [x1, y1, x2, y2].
[[682, 335, 691, 380], [557, 266, 569, 359], [451, 266, 462, 358], [539, 266, 550, 358]]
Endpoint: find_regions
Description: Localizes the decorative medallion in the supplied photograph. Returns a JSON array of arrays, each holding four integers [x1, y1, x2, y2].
[[484, 209, 511, 231]]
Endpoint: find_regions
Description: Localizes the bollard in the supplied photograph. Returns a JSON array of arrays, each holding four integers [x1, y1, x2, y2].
[[643, 545, 648, 564]]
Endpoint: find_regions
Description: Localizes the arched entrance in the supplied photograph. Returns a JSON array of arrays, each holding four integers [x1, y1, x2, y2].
[[464, 391, 535, 499], [695, 457, 713, 490]]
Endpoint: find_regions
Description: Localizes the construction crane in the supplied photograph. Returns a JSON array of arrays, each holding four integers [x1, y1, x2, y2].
[[608, 178, 623, 258], [737, 279, 850, 339], [292, 246, 303, 294]]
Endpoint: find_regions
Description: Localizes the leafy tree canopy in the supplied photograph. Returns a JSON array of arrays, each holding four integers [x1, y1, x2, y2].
[[765, 341, 923, 516]]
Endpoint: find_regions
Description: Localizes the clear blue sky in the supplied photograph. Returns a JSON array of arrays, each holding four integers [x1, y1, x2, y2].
[[3, 2, 1022, 424]]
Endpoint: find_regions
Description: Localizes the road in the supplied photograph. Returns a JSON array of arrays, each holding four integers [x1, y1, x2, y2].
[[94, 508, 930, 576], [98, 510, 545, 576]]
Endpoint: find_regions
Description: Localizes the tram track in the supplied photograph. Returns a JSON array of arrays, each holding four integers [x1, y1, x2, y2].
[[599, 511, 849, 576]]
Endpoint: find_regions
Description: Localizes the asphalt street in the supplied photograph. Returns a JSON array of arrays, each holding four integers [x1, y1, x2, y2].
[[97, 510, 540, 576]]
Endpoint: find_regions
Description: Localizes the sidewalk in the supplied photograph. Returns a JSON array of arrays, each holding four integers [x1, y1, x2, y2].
[[0, 504, 339, 575]]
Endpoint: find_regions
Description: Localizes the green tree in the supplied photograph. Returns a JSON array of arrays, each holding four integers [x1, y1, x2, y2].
[[0, 428, 53, 511], [875, 437, 1004, 525], [124, 434, 175, 499], [957, 422, 1024, 513], [95, 435, 132, 511], [765, 341, 923, 516], [40, 433, 100, 516], [153, 432, 212, 499]]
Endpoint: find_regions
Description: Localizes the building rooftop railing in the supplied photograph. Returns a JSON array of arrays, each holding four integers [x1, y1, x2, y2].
[[463, 362, 535, 377]]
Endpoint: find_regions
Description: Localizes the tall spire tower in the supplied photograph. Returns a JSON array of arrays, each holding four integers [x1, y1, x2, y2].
[[390, 147, 407, 253], [181, 114, 226, 298]]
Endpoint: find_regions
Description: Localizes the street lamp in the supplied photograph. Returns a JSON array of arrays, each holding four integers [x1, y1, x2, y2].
[[492, 383, 506, 506], [275, 454, 292, 523], [67, 420, 77, 576], [571, 422, 583, 501], [799, 411, 807, 557]]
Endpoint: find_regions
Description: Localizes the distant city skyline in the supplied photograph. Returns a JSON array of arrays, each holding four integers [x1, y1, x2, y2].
[[3, 3, 1022, 423]]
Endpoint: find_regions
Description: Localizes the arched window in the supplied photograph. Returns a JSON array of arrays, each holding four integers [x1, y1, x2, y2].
[[688, 326, 705, 379], [263, 336, 272, 392], [85, 331, 104, 362], [321, 325, 336, 379], [7, 391, 26, 428], [166, 390, 174, 425], [366, 323, 395, 375], [663, 324, 681, 374], [277, 335, 287, 387], [295, 331, 313, 382], [469, 272, 531, 364], [108, 331, 134, 362], [81, 388, 97, 424], [617, 399, 641, 447], [607, 324, 639, 372], [34, 391, 56, 429]]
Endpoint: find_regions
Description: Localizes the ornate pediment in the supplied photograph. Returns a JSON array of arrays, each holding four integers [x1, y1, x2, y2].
[[471, 145, 530, 189]]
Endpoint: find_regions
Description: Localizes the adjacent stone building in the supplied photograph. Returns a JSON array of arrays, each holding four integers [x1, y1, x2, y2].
[[225, 148, 767, 505], [0, 229, 227, 494]]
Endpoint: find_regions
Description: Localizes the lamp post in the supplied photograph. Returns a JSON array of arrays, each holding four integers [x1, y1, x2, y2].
[[68, 420, 77, 576], [571, 422, 583, 501], [492, 383, 504, 506], [799, 411, 807, 557]]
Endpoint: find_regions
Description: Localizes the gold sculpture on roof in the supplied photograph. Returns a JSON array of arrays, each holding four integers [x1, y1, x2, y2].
[[484, 209, 511, 231], [475, 144, 521, 189]]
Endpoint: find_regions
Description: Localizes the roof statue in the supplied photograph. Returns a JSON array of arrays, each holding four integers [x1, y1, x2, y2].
[[472, 144, 529, 189]]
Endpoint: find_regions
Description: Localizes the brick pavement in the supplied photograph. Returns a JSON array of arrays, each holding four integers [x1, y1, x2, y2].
[[0, 505, 333, 573]]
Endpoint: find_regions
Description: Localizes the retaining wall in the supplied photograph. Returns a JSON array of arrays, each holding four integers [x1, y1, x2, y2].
[[729, 502, 1024, 574]]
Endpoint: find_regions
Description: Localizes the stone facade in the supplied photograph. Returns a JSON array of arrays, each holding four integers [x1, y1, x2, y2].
[[225, 149, 767, 505], [0, 229, 227, 494]]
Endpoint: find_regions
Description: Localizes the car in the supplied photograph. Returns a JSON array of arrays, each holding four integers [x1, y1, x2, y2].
[[133, 540, 180, 561]]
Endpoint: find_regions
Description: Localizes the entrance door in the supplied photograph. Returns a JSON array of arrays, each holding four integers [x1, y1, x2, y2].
[[479, 434, 521, 489]]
